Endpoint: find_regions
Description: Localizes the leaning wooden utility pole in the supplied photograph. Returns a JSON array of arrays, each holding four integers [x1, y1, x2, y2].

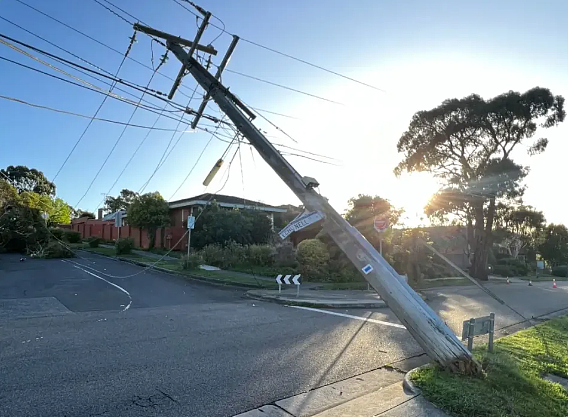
[[135, 20, 481, 374]]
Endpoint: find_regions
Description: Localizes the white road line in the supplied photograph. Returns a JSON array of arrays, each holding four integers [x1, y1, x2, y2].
[[289, 306, 406, 329], [62, 260, 132, 311]]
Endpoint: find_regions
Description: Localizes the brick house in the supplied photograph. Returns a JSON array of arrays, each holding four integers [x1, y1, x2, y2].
[[169, 193, 287, 230]]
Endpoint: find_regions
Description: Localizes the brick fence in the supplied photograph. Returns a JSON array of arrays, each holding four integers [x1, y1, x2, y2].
[[71, 218, 187, 251]]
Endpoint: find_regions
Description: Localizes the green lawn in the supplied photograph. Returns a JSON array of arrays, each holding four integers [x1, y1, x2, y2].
[[412, 314, 568, 417]]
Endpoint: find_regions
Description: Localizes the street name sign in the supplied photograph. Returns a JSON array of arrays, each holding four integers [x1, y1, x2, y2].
[[278, 211, 324, 240]]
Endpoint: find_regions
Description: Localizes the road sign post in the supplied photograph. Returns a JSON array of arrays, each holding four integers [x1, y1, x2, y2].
[[374, 216, 389, 255], [462, 313, 496, 352], [187, 216, 195, 257], [276, 274, 301, 296]]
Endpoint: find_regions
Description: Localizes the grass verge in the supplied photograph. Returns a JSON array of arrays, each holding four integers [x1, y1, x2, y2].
[[82, 247, 277, 289], [412, 314, 568, 417]]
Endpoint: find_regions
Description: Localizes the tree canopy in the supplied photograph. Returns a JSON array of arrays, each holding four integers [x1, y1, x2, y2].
[[344, 194, 403, 250], [1, 165, 55, 196], [396, 87, 565, 279], [105, 189, 138, 213], [192, 201, 273, 249], [539, 224, 568, 266], [127, 192, 170, 248]]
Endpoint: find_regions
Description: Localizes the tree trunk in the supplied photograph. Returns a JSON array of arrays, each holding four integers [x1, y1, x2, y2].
[[471, 197, 496, 280], [471, 202, 488, 280]]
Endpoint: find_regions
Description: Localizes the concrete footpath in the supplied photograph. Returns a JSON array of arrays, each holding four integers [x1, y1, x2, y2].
[[246, 288, 387, 308], [231, 356, 449, 417]]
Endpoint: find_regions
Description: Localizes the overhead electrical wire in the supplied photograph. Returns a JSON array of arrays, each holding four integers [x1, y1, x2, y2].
[[51, 31, 136, 181], [0, 94, 193, 133], [95, 102, 175, 211], [174, 0, 386, 93], [0, 37, 230, 126], [221, 67, 345, 106], [74, 58, 168, 208], [10, 0, 198, 100]]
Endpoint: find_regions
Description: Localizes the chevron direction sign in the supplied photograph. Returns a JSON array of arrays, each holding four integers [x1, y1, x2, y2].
[[276, 274, 301, 285]]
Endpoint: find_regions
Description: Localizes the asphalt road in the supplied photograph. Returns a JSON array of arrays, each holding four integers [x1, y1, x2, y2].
[[2, 252, 567, 417], [0, 252, 421, 417]]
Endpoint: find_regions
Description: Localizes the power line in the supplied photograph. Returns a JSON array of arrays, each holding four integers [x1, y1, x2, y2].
[[95, 103, 174, 211], [173, 0, 386, 93], [0, 94, 194, 133], [138, 84, 203, 194], [0, 31, 233, 126], [0, 40, 229, 127], [240, 97, 298, 144], [222, 67, 345, 106], [74, 64, 164, 208], [10, 0, 198, 100], [0, 55, 169, 115], [52, 31, 135, 181], [167, 128, 221, 200]]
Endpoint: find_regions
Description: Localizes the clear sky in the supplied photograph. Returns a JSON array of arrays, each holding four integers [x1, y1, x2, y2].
[[1, 0, 567, 226]]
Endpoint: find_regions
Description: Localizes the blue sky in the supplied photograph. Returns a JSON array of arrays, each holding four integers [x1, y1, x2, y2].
[[1, 0, 567, 226]]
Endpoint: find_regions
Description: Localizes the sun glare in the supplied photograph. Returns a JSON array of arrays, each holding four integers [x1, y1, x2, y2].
[[389, 172, 440, 227]]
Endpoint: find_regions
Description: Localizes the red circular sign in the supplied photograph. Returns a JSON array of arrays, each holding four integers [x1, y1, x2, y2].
[[374, 217, 389, 232]]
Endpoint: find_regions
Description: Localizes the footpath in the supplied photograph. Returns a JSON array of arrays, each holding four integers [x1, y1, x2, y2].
[[231, 354, 449, 417]]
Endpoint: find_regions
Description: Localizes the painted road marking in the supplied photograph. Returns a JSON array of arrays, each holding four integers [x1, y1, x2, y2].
[[62, 260, 132, 311], [289, 306, 406, 329]]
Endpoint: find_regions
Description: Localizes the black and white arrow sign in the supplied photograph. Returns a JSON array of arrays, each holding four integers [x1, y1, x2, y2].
[[276, 274, 301, 285]]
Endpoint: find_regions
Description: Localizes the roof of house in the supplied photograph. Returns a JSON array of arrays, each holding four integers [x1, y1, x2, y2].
[[169, 193, 287, 213]]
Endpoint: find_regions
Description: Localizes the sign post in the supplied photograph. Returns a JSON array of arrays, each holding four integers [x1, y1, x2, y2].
[[462, 313, 496, 352], [276, 274, 301, 296], [373, 216, 389, 255], [187, 216, 195, 256]]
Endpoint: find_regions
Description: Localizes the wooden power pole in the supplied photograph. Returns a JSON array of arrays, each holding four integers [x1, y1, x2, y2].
[[135, 18, 480, 374]]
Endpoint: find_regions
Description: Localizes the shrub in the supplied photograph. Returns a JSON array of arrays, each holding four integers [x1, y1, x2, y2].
[[493, 264, 515, 277], [496, 257, 528, 276], [494, 252, 512, 261], [180, 253, 203, 270], [247, 244, 275, 266], [200, 244, 225, 267], [115, 237, 134, 255], [49, 227, 65, 240], [274, 242, 297, 267], [552, 265, 568, 277], [62, 229, 81, 243], [296, 239, 330, 281], [223, 241, 247, 268], [43, 241, 74, 258], [87, 236, 100, 248]]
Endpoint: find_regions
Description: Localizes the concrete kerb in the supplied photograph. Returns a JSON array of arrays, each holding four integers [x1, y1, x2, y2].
[[245, 291, 388, 309], [403, 363, 434, 395]]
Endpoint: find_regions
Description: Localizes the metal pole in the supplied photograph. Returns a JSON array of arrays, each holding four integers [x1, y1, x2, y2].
[[145, 36, 479, 373], [187, 228, 191, 257], [488, 312, 495, 353], [467, 318, 475, 351], [296, 284, 300, 298], [380, 238, 383, 256]]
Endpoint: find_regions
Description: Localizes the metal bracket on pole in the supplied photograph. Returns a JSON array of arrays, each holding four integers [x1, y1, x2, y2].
[[133, 23, 217, 55], [191, 35, 240, 129], [168, 12, 212, 99]]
